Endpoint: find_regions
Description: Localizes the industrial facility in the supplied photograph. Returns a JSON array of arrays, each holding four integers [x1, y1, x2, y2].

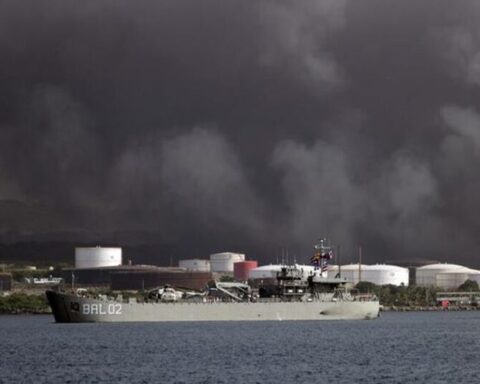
[[75, 247, 122, 269], [415, 263, 480, 289], [246, 263, 410, 287], [178, 259, 211, 272], [58, 245, 480, 292], [327, 264, 409, 286], [63, 246, 216, 290], [62, 264, 214, 291], [248, 264, 284, 280], [210, 252, 245, 272], [322, 262, 480, 289], [110, 268, 212, 291], [233, 260, 258, 281]]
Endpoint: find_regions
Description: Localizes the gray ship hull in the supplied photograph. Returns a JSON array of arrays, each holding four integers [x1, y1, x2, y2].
[[46, 291, 380, 322]]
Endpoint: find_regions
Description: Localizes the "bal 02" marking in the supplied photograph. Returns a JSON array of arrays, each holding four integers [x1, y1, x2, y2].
[[82, 303, 122, 315]]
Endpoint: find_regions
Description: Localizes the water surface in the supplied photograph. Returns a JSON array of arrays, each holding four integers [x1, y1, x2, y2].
[[1, 312, 479, 383]]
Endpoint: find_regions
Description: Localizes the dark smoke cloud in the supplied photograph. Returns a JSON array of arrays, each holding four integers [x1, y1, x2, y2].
[[1, 0, 480, 265]]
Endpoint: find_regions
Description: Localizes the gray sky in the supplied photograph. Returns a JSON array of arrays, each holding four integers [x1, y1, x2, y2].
[[1, 0, 480, 264]]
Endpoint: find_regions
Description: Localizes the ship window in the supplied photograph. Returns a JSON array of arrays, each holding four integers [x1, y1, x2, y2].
[[70, 302, 80, 312]]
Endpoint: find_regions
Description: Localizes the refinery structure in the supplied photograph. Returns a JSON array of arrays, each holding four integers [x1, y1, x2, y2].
[[4, 244, 480, 294], [61, 246, 480, 290], [74, 247, 123, 269], [415, 263, 480, 289], [43, 246, 480, 290], [5, 241, 480, 320]]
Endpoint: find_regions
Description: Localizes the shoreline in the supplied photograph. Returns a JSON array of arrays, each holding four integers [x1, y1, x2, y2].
[[381, 305, 480, 312], [0, 310, 51, 315], [1, 305, 479, 316]]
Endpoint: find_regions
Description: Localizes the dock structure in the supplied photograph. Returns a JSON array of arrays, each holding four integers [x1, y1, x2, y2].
[[436, 291, 480, 305]]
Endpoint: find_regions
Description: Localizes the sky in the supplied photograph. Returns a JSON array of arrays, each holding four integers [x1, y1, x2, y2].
[[1, 0, 480, 264]]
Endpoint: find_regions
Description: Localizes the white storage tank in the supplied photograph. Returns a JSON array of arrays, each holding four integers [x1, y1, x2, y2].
[[75, 247, 122, 269], [435, 272, 480, 290], [362, 264, 409, 286], [416, 263, 478, 287], [178, 259, 211, 272], [210, 252, 245, 272], [328, 264, 408, 286], [328, 264, 369, 285], [248, 264, 283, 279]]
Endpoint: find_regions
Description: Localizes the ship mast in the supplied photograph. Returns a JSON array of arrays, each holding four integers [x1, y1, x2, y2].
[[311, 238, 334, 278]]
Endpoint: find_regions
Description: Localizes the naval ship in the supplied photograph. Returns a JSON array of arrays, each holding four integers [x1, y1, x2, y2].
[[46, 240, 380, 322]]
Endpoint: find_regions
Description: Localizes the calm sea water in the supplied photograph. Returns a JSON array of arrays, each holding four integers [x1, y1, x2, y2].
[[1, 312, 479, 384]]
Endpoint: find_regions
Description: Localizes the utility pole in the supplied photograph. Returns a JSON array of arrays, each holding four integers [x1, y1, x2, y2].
[[358, 246, 362, 283], [337, 245, 341, 278]]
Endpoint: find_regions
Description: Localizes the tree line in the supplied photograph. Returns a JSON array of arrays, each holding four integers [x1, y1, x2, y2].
[[355, 280, 480, 307]]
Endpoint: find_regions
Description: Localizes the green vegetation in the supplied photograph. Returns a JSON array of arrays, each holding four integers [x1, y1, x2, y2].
[[10, 269, 52, 282], [457, 279, 479, 292], [0, 293, 50, 314], [219, 275, 235, 282], [355, 282, 441, 307]]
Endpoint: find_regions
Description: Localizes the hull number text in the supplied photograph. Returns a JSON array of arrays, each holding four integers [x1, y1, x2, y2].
[[82, 303, 122, 315]]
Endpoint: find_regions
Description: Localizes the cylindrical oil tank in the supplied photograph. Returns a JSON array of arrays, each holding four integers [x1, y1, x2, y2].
[[75, 247, 122, 269], [329, 264, 369, 285], [248, 265, 282, 280], [416, 263, 477, 287], [361, 264, 409, 286], [435, 272, 480, 289], [178, 259, 211, 272], [329, 264, 409, 286], [234, 261, 258, 281], [210, 252, 245, 272]]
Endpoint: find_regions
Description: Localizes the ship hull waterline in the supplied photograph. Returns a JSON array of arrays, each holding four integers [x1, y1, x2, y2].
[[46, 291, 380, 323]]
